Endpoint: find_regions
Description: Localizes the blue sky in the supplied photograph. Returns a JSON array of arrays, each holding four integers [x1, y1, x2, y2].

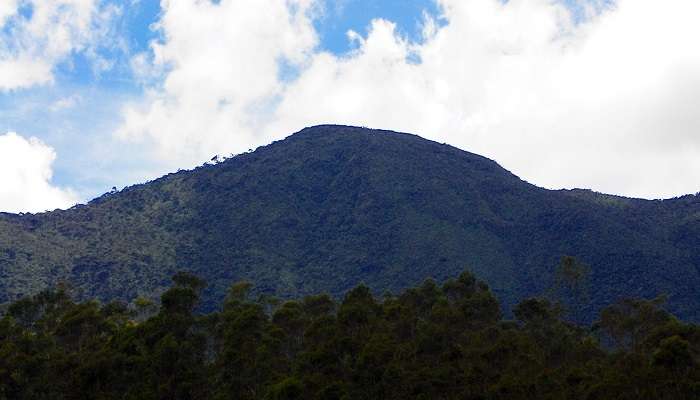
[[1, 0, 447, 203], [1, 0, 699, 212], [315, 0, 444, 53]]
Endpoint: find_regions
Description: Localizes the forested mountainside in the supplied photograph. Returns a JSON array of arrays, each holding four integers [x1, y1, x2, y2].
[[0, 125, 698, 322]]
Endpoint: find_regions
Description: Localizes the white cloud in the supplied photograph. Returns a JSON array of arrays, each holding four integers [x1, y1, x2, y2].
[[117, 0, 319, 167], [0, 132, 78, 213], [0, 1, 19, 24], [118, 0, 700, 199], [0, 0, 119, 91], [49, 94, 82, 112]]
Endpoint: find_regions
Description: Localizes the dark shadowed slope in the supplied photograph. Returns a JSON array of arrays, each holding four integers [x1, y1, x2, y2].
[[1, 125, 698, 322]]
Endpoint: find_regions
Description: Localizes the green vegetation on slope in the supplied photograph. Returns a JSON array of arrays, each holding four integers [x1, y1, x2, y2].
[[0, 125, 699, 322]]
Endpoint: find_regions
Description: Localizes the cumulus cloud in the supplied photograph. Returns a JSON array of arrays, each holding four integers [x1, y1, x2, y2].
[[118, 0, 700, 199], [0, 132, 78, 213], [0, 0, 119, 91], [117, 0, 319, 167]]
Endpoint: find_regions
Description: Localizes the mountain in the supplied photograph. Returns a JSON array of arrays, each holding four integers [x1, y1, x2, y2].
[[1, 125, 699, 322]]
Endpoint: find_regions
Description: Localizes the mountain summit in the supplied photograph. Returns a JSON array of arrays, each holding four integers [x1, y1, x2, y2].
[[1, 125, 699, 321]]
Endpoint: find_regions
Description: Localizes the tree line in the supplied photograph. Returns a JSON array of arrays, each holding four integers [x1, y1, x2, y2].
[[0, 268, 698, 399]]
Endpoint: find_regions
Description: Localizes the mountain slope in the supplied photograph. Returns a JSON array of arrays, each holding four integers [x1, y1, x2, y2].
[[1, 125, 699, 321]]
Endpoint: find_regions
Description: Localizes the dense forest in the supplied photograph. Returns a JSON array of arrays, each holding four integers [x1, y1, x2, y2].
[[1, 125, 699, 324], [1, 269, 698, 400]]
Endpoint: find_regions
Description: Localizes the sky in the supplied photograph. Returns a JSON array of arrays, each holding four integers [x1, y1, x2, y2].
[[0, 0, 699, 213]]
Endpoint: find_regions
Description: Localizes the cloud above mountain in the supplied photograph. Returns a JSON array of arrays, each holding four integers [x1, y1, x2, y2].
[[0, 0, 120, 91], [116, 0, 700, 199], [2, 0, 699, 213], [0, 132, 77, 213], [116, 0, 319, 166]]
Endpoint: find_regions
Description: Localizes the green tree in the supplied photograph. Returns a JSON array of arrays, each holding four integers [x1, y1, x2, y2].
[[550, 255, 591, 322]]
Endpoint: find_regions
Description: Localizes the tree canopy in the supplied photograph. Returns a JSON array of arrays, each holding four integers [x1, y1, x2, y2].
[[1, 269, 698, 399]]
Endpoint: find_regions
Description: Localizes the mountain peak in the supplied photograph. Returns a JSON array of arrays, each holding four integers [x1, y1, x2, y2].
[[0, 125, 698, 322]]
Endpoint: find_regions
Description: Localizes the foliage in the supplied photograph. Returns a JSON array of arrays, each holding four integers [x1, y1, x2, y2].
[[1, 270, 699, 399]]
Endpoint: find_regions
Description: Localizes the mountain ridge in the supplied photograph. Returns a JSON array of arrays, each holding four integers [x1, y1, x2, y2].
[[1, 125, 698, 322]]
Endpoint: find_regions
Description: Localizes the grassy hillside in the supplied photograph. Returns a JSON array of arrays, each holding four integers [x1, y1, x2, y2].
[[1, 125, 698, 322]]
